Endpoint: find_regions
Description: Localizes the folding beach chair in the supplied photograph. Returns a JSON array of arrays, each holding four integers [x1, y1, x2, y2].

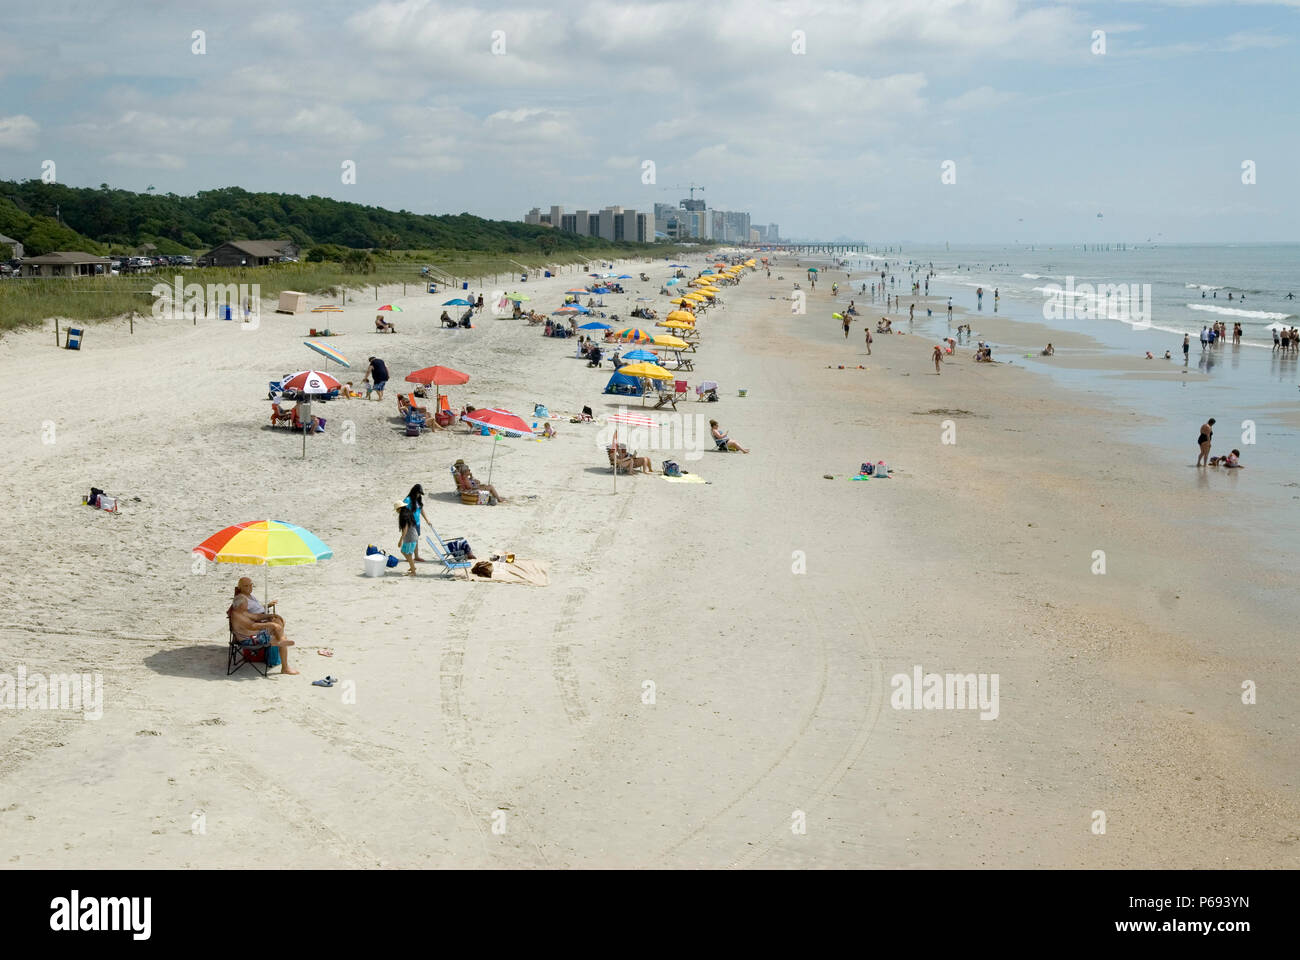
[[65, 327, 83, 350], [652, 387, 677, 410], [270, 401, 295, 428], [450, 465, 487, 503], [226, 610, 272, 677], [425, 528, 473, 578], [673, 380, 689, 403]]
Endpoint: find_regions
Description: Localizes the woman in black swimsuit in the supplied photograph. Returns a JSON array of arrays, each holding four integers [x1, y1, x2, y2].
[[1197, 417, 1215, 467]]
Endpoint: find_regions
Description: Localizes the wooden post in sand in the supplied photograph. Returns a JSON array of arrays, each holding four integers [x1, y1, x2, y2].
[[130, 313, 134, 334], [55, 319, 59, 346]]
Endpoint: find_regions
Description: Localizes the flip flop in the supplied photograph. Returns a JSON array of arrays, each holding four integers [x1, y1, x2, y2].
[[318, 649, 334, 658], [312, 678, 334, 687]]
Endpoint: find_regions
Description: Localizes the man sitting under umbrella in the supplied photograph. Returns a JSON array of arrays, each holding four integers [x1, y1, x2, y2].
[[229, 578, 297, 675]]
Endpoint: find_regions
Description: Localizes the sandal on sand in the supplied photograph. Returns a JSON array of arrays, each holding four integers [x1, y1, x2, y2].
[[318, 649, 334, 658], [312, 678, 334, 687]]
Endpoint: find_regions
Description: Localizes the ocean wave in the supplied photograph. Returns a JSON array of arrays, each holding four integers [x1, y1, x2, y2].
[[1021, 273, 1043, 280], [1184, 283, 1223, 290], [1187, 304, 1293, 320]]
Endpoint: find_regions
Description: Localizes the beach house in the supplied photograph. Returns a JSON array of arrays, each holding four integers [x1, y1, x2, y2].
[[20, 251, 112, 277], [199, 240, 300, 268], [0, 233, 23, 259]]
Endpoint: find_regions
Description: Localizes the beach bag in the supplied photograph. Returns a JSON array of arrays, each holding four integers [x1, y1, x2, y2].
[[875, 460, 888, 477], [861, 462, 873, 475], [534, 404, 550, 418], [405, 422, 421, 437], [662, 460, 681, 477], [471, 560, 494, 577]]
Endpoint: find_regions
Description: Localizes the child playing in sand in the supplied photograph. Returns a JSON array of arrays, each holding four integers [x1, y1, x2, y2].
[[397, 505, 419, 575], [342, 382, 363, 399]]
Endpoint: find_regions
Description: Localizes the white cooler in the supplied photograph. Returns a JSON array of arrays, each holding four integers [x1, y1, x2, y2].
[[363, 553, 388, 578]]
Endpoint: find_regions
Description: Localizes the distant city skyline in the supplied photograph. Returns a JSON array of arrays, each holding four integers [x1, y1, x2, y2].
[[1, 0, 1296, 243]]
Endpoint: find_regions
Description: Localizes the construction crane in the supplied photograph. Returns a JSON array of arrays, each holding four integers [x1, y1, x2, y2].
[[663, 182, 706, 203]]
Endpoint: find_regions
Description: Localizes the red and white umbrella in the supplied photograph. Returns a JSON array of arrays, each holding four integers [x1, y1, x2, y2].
[[460, 407, 533, 485], [607, 411, 659, 492], [282, 370, 341, 394]]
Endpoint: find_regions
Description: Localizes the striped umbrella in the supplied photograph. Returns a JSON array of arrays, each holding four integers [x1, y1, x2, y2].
[[607, 411, 661, 492], [304, 339, 350, 368], [193, 519, 332, 596], [613, 327, 654, 343], [377, 304, 403, 311]]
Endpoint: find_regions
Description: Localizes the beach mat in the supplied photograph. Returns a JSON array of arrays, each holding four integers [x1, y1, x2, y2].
[[662, 474, 708, 484], [465, 557, 549, 586]]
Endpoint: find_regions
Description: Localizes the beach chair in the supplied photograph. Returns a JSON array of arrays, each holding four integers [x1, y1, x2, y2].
[[673, 380, 689, 403], [450, 465, 487, 504], [65, 327, 83, 350], [652, 386, 677, 410], [270, 401, 294, 428], [607, 445, 635, 474], [424, 530, 473, 578], [226, 610, 272, 677], [696, 381, 719, 402]]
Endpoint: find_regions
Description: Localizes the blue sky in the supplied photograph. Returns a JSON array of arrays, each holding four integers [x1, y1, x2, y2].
[[0, 0, 1296, 242]]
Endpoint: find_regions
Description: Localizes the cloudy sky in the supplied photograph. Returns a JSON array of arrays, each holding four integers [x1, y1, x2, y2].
[[0, 0, 1296, 242]]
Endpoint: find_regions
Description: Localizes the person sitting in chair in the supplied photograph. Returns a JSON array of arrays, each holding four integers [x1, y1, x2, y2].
[[453, 459, 504, 504], [610, 349, 626, 370], [609, 443, 653, 474], [440, 310, 456, 328], [710, 419, 749, 453], [375, 314, 396, 333], [229, 580, 296, 675]]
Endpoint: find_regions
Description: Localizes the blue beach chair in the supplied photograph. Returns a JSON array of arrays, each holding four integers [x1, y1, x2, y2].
[[424, 527, 473, 579]]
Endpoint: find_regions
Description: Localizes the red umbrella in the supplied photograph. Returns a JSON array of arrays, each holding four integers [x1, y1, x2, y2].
[[461, 407, 532, 436], [282, 370, 341, 394], [461, 407, 533, 485], [405, 365, 470, 387], [405, 365, 470, 408]]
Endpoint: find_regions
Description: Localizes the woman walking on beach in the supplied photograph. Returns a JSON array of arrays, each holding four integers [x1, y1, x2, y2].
[[1197, 418, 1216, 468], [397, 505, 419, 576], [864, 327, 873, 355], [933, 344, 944, 375], [403, 484, 426, 562]]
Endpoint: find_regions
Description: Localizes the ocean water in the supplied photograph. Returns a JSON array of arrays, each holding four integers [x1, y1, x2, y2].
[[825, 243, 1300, 550]]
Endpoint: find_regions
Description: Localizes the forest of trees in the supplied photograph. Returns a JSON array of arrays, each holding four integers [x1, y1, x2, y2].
[[0, 181, 650, 258]]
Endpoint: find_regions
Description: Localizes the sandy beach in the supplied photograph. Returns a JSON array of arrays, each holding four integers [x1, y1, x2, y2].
[[1, 255, 1296, 869]]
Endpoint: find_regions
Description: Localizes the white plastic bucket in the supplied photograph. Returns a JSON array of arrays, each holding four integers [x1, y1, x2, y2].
[[364, 553, 388, 578]]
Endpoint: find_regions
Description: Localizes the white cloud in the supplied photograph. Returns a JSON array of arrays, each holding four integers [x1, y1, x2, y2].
[[0, 114, 39, 150]]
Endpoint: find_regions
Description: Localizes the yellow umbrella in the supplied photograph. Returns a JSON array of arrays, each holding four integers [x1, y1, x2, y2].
[[652, 334, 688, 349], [684, 293, 706, 301], [696, 290, 716, 299], [658, 320, 694, 330], [669, 297, 689, 305], [618, 361, 673, 380], [666, 310, 695, 322]]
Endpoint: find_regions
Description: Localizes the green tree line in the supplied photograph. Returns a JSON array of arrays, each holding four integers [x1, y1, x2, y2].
[[0, 180, 656, 258]]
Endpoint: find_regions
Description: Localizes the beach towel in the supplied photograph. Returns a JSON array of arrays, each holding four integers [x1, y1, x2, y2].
[[462, 557, 549, 586], [662, 474, 708, 484]]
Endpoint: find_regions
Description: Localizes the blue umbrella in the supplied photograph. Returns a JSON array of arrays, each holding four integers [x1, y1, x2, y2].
[[443, 298, 473, 306], [666, 278, 680, 285], [623, 349, 659, 362], [591, 287, 611, 294], [669, 263, 688, 267], [616, 274, 632, 279], [570, 303, 592, 313], [579, 321, 611, 330]]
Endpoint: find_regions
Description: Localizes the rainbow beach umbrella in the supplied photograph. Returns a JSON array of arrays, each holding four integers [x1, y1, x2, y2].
[[377, 304, 403, 311], [193, 519, 333, 596], [613, 327, 654, 343], [304, 339, 350, 368]]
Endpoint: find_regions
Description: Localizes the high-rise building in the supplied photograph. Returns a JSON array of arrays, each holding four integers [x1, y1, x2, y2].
[[549, 206, 563, 229], [598, 207, 618, 242], [574, 209, 589, 236], [767, 223, 779, 242], [681, 198, 706, 212], [560, 214, 577, 232], [524, 207, 543, 225]]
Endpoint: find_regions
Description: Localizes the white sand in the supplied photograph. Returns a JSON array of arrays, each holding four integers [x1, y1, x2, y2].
[[1, 253, 1296, 868]]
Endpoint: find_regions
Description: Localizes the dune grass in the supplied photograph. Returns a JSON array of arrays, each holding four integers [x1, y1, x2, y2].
[[0, 244, 711, 332]]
